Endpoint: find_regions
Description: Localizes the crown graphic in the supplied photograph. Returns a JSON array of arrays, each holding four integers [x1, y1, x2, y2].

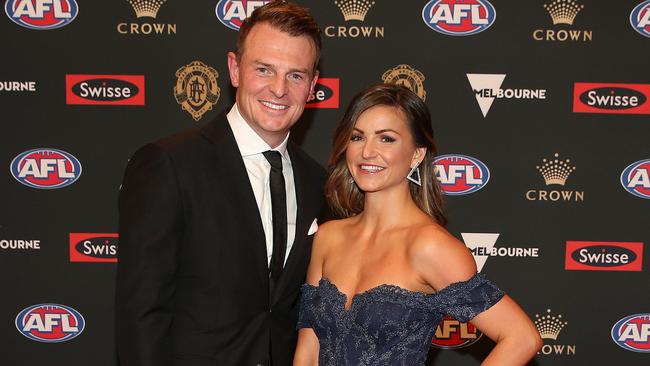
[[536, 153, 576, 186], [534, 309, 568, 340], [127, 0, 167, 19], [543, 0, 584, 25], [334, 0, 375, 21]]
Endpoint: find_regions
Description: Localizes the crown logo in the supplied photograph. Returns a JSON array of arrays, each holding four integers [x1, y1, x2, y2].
[[534, 309, 568, 340], [334, 0, 375, 21], [543, 0, 584, 25], [536, 153, 576, 186], [127, 0, 167, 19]]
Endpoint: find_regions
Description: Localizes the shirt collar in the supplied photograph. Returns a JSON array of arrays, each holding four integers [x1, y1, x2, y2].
[[227, 104, 290, 159]]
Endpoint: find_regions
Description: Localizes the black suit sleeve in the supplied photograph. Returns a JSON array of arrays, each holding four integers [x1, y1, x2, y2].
[[115, 144, 183, 366]]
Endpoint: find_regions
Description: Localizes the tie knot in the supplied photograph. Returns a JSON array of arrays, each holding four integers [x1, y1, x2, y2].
[[263, 150, 283, 171]]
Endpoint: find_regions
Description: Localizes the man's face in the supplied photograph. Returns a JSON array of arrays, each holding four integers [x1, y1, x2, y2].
[[228, 23, 319, 147]]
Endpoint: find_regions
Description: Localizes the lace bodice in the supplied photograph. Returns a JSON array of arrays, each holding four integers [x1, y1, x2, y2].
[[297, 273, 504, 366]]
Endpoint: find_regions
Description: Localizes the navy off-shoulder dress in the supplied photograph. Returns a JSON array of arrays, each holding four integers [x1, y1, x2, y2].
[[297, 273, 504, 366]]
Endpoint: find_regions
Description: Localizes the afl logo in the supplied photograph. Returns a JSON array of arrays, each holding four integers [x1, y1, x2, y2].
[[621, 159, 650, 199], [15, 304, 85, 343], [431, 316, 483, 349], [630, 0, 650, 38], [422, 0, 496, 36], [215, 0, 269, 31], [611, 314, 650, 352], [4, 0, 79, 30], [10, 148, 82, 189], [434, 154, 490, 195]]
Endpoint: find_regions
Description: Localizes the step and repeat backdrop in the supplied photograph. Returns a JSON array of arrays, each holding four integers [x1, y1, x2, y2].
[[2, 0, 649, 365]]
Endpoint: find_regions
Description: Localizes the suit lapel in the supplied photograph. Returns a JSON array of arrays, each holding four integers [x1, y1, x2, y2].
[[201, 114, 270, 292]]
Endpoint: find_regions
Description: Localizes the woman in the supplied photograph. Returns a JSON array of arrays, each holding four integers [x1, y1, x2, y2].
[[293, 84, 542, 365]]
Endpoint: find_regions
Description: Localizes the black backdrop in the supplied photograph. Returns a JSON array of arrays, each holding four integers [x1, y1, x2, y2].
[[2, 0, 649, 365]]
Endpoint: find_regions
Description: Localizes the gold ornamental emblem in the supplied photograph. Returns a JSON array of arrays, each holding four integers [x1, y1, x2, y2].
[[174, 61, 220, 121], [381, 64, 426, 101]]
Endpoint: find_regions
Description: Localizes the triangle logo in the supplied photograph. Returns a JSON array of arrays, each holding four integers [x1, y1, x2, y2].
[[461, 232, 500, 272], [466, 74, 506, 117]]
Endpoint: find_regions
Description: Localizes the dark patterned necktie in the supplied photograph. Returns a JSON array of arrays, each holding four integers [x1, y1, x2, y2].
[[262, 150, 287, 280]]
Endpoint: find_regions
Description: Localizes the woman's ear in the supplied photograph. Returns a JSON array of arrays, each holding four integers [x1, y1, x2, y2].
[[412, 147, 427, 167]]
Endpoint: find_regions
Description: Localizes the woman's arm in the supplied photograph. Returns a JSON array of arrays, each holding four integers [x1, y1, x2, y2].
[[409, 225, 541, 366]]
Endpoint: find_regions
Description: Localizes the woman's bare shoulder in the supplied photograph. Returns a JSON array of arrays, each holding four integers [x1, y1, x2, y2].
[[407, 223, 477, 291]]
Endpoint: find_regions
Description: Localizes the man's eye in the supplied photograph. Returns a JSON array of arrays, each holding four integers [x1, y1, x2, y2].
[[289, 73, 304, 81], [257, 68, 270, 74]]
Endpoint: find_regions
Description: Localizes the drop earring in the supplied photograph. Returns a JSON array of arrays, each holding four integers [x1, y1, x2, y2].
[[407, 163, 422, 186]]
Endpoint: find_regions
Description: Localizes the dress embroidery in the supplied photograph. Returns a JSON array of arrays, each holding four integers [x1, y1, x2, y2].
[[297, 273, 504, 366]]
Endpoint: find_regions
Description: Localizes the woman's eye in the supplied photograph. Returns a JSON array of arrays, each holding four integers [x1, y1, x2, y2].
[[380, 135, 396, 143], [350, 134, 362, 141]]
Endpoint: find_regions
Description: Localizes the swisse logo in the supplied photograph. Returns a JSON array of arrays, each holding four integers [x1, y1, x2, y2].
[[5, 0, 78, 30], [573, 82, 650, 114], [434, 154, 489, 195], [630, 0, 650, 38], [215, 0, 269, 31], [15, 304, 85, 343], [66, 75, 145, 105], [10, 148, 81, 189], [306, 78, 339, 109], [431, 315, 482, 349], [611, 314, 650, 353], [621, 159, 650, 199], [325, 0, 384, 38], [69, 233, 118, 263], [422, 0, 496, 36], [565, 241, 643, 271]]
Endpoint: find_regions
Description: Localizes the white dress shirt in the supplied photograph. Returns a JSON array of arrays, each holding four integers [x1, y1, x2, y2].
[[227, 105, 297, 266]]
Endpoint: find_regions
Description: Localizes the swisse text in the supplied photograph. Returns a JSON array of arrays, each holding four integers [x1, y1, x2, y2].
[[572, 247, 635, 266], [73, 80, 136, 101], [75, 239, 117, 258], [580, 88, 645, 109]]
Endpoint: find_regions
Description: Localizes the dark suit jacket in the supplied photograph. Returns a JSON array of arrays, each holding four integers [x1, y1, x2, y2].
[[115, 113, 326, 366]]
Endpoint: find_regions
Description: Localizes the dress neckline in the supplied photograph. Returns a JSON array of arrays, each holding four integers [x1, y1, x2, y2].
[[304, 274, 481, 312]]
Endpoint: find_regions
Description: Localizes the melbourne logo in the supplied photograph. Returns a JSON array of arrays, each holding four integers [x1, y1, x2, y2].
[[306, 78, 339, 109], [215, 0, 269, 31], [381, 64, 426, 101], [467, 74, 547, 117], [461, 233, 540, 272], [422, 0, 496, 36], [325, 0, 384, 38], [0, 81, 36, 92], [611, 314, 650, 352], [565, 241, 643, 271], [525, 153, 584, 202], [535, 309, 576, 355], [573, 82, 650, 114], [66, 75, 145, 105], [15, 304, 85, 343], [5, 0, 78, 30], [431, 315, 482, 349], [10, 148, 81, 189], [630, 0, 650, 38], [434, 154, 489, 195], [621, 159, 650, 199], [69, 233, 118, 263], [117, 0, 176, 35], [533, 0, 592, 42], [174, 61, 220, 121], [1, 239, 41, 250]]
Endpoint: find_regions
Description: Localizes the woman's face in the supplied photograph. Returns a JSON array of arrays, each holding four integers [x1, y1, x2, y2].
[[346, 105, 425, 194]]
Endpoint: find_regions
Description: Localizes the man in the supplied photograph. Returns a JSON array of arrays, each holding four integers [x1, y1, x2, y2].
[[115, 2, 325, 365]]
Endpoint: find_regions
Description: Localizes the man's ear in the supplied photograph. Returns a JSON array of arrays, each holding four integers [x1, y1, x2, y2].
[[309, 70, 319, 97], [227, 52, 240, 88]]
